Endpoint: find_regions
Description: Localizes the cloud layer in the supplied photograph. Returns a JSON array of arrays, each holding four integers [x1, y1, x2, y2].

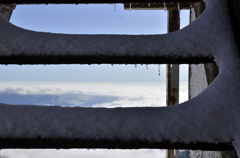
[[0, 82, 188, 158], [0, 149, 166, 158], [0, 82, 186, 107]]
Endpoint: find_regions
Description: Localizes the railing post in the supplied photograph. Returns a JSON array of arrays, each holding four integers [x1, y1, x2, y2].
[[0, 4, 16, 21], [166, 2, 180, 158]]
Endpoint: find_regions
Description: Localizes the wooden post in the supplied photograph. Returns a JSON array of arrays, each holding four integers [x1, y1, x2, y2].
[[166, 3, 180, 158]]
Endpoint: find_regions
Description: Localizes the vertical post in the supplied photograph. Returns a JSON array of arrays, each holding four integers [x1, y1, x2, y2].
[[166, 3, 180, 158], [0, 4, 16, 21]]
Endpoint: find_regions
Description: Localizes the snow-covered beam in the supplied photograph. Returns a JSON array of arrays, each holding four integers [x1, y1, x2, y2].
[[0, 0, 200, 4], [0, 0, 212, 65], [0, 101, 235, 151]]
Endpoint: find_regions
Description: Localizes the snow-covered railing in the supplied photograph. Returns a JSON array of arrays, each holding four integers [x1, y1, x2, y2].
[[0, 4, 213, 65], [1, 0, 240, 157]]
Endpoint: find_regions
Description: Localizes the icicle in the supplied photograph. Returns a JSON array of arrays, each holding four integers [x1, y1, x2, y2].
[[164, 3, 166, 12], [158, 64, 161, 76], [135, 64, 137, 68], [114, 4, 116, 12], [178, 3, 181, 16], [148, 3, 150, 7], [146, 64, 148, 69], [129, 3, 131, 12]]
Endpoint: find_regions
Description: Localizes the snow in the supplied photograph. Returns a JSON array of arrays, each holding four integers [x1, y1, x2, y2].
[[0, 1, 232, 59], [189, 64, 208, 99], [0, 0, 240, 156]]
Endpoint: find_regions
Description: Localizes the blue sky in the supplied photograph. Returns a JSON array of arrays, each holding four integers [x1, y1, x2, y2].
[[0, 4, 190, 83], [10, 4, 168, 34]]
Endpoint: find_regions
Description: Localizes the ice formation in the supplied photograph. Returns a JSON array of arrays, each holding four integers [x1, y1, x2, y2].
[[0, 0, 240, 156]]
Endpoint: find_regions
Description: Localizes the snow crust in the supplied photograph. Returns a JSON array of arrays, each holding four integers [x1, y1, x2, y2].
[[189, 64, 208, 99], [1, 0, 240, 156], [0, 0, 233, 59]]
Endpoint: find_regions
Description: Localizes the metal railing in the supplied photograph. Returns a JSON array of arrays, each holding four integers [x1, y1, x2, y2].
[[0, 0, 239, 157]]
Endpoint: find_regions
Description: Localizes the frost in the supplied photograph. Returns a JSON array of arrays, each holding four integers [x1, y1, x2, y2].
[[164, 3, 166, 12]]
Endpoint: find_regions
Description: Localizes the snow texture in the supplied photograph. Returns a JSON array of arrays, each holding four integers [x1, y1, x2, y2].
[[1, 0, 240, 156], [189, 64, 208, 99], [0, 1, 232, 59]]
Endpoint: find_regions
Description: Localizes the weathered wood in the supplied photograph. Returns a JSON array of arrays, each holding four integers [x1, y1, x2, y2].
[[166, 3, 180, 158], [124, 2, 191, 10], [0, 4, 16, 21]]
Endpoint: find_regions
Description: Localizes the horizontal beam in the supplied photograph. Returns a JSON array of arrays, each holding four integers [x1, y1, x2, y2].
[[0, 9, 215, 65], [0, 138, 233, 150], [0, 102, 235, 151], [124, 2, 191, 10], [0, 0, 200, 4], [0, 55, 214, 65]]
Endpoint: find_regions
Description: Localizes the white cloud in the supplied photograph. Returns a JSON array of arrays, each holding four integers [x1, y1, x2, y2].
[[0, 149, 166, 158], [0, 82, 180, 107]]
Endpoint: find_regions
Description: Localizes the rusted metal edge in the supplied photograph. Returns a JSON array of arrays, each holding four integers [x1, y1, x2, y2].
[[0, 138, 234, 150], [0, 0, 200, 4], [124, 2, 191, 10], [0, 55, 214, 65]]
